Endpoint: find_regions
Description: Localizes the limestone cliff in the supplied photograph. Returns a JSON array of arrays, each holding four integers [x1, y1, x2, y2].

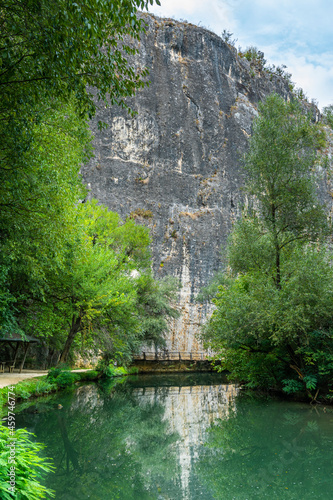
[[81, 14, 332, 355]]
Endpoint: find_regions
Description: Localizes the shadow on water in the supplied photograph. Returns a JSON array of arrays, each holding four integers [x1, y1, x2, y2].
[[14, 373, 333, 500]]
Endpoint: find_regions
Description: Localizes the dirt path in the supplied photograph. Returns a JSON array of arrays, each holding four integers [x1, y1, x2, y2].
[[0, 369, 92, 389]]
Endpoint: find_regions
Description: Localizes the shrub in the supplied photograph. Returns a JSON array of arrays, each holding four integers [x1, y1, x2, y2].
[[96, 360, 129, 379], [322, 105, 333, 129], [0, 424, 54, 499], [47, 367, 78, 388], [129, 208, 153, 219]]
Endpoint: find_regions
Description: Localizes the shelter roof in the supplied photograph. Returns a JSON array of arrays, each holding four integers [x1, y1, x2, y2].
[[0, 332, 39, 343]]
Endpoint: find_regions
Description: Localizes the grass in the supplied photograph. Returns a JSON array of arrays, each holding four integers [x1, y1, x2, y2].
[[0, 371, 99, 416]]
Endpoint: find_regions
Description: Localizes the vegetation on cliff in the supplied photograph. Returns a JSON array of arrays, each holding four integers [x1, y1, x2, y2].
[[202, 94, 333, 403]]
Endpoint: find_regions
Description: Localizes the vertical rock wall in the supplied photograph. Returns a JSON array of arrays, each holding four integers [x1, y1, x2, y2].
[[81, 14, 331, 355]]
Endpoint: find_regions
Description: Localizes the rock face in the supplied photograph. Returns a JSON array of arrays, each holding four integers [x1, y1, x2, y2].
[[81, 14, 330, 355]]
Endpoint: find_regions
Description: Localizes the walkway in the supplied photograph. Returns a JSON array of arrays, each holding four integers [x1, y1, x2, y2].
[[0, 369, 92, 389]]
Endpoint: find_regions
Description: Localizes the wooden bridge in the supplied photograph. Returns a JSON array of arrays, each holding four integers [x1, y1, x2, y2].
[[133, 351, 208, 361]]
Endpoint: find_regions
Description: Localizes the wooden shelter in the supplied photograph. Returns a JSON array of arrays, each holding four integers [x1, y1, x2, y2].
[[0, 333, 39, 373]]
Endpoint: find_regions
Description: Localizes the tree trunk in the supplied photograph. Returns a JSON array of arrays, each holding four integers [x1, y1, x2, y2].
[[59, 315, 81, 364]]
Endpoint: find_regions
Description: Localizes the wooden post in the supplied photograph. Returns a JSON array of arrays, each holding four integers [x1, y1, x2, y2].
[[19, 342, 30, 373], [12, 343, 20, 365], [179, 352, 181, 361], [190, 352, 193, 361], [143, 352, 146, 361]]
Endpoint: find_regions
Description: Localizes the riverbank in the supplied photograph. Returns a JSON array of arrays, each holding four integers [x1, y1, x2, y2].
[[0, 369, 99, 414], [132, 359, 217, 373], [0, 368, 95, 389]]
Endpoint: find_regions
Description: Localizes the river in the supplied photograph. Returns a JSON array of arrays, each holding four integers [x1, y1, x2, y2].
[[15, 373, 333, 499]]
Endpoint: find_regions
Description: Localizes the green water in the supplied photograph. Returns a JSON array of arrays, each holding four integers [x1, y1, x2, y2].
[[15, 373, 333, 499]]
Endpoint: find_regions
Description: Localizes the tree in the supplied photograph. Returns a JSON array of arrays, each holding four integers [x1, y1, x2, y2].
[[202, 94, 333, 401], [1, 1, 161, 216], [24, 200, 152, 364], [0, 0, 163, 353], [322, 104, 333, 129], [0, 98, 92, 336], [0, 0, 161, 236], [241, 93, 328, 288], [1, 0, 160, 118], [135, 273, 180, 350]]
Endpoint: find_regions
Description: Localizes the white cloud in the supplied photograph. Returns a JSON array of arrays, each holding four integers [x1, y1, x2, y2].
[[149, 0, 235, 33], [149, 0, 333, 108], [280, 53, 333, 108]]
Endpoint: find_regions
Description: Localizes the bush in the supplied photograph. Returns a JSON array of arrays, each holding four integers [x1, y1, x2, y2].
[[0, 423, 54, 499], [47, 367, 78, 388], [53, 371, 78, 388], [96, 360, 130, 379]]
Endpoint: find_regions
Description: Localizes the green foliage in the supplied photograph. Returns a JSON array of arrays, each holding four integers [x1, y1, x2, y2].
[[0, 98, 92, 338], [240, 46, 266, 70], [221, 29, 237, 46], [96, 359, 124, 378], [322, 104, 333, 129], [135, 274, 180, 349], [0, 0, 167, 371], [53, 372, 78, 389], [0, 372, 99, 414], [238, 46, 295, 89], [1, 0, 160, 119], [47, 368, 78, 388], [202, 94, 333, 401], [0, 424, 54, 499]]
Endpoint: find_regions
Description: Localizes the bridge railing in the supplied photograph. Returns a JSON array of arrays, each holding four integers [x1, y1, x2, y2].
[[133, 351, 208, 361]]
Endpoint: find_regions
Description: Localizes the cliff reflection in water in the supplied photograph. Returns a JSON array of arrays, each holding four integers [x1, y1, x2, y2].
[[15, 373, 333, 500], [132, 381, 238, 499], [15, 373, 236, 499]]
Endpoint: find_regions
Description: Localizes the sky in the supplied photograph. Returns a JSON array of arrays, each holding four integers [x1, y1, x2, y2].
[[148, 0, 333, 110]]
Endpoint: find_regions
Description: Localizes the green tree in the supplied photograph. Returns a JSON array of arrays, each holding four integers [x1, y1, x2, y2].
[[202, 94, 333, 401], [21, 200, 151, 364], [135, 274, 180, 350], [1, 0, 160, 118], [0, 0, 161, 336], [0, 0, 161, 232], [241, 93, 327, 288], [0, 99, 92, 336]]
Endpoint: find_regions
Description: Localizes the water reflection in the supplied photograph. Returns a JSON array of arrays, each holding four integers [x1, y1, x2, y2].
[[196, 393, 333, 499], [15, 375, 333, 500], [133, 382, 238, 499]]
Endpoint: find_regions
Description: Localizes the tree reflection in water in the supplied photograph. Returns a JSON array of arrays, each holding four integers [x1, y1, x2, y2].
[[15, 376, 333, 500], [195, 392, 333, 500], [16, 381, 181, 499]]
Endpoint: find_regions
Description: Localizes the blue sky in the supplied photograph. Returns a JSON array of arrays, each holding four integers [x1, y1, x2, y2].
[[148, 0, 333, 110]]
